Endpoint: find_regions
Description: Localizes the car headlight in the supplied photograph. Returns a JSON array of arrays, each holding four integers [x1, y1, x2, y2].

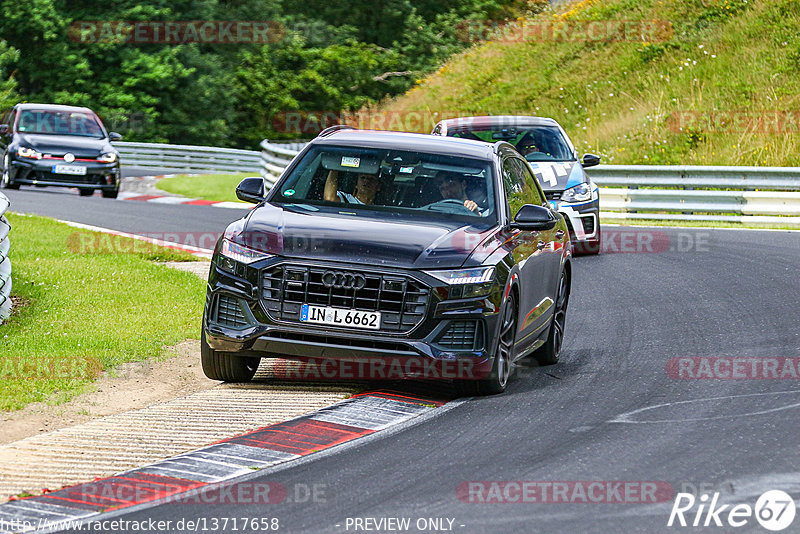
[[97, 152, 117, 163], [560, 182, 594, 203], [424, 266, 495, 299], [17, 146, 42, 159], [218, 238, 273, 269]]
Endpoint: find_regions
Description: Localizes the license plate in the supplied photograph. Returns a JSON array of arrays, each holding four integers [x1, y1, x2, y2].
[[53, 165, 87, 175], [300, 304, 380, 330]]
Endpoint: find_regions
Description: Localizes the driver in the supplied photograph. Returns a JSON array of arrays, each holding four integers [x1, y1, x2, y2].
[[324, 170, 379, 204], [434, 172, 479, 213]]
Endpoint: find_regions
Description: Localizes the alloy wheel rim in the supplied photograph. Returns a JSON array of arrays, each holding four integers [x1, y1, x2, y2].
[[497, 299, 515, 387], [552, 273, 568, 355]]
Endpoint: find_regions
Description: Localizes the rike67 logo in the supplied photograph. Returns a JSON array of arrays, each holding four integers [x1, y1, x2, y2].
[[668, 490, 796, 531]]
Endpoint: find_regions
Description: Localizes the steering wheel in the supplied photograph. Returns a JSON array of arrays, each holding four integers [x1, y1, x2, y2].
[[423, 198, 475, 215]]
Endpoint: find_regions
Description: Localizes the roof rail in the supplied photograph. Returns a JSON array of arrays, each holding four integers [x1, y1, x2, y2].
[[317, 124, 357, 137]]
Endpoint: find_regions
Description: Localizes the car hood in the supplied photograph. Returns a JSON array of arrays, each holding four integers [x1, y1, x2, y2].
[[17, 134, 113, 157], [235, 203, 499, 269], [527, 160, 585, 192]]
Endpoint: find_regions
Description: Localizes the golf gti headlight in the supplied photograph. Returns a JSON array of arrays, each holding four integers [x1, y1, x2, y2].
[[425, 266, 495, 299], [17, 146, 42, 159], [561, 182, 593, 203], [97, 152, 117, 163], [218, 238, 273, 272]]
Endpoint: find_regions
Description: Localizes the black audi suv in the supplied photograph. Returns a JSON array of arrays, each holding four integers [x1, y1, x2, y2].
[[0, 103, 122, 198], [433, 116, 601, 254], [202, 128, 572, 395]]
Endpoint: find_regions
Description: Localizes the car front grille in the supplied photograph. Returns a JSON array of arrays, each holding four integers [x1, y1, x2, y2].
[[545, 191, 562, 202], [212, 294, 250, 329], [436, 320, 483, 350], [262, 265, 430, 333]]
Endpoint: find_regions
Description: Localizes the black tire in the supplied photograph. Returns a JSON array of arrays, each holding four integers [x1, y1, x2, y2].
[[461, 293, 516, 396], [1, 153, 19, 190], [533, 269, 569, 365], [201, 330, 259, 382], [102, 189, 119, 199], [78, 189, 94, 197]]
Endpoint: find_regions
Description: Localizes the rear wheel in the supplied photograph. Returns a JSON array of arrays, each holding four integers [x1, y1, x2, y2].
[[201, 329, 259, 382], [461, 293, 516, 396], [78, 189, 94, 197], [533, 269, 569, 365], [1, 154, 19, 190], [101, 189, 119, 199]]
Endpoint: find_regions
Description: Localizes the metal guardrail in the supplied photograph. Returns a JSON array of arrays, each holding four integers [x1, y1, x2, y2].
[[114, 142, 262, 174], [256, 140, 800, 225], [0, 192, 11, 324], [260, 140, 307, 186], [587, 165, 800, 224]]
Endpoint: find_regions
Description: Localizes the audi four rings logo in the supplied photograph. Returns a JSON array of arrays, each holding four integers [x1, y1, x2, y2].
[[321, 271, 366, 290]]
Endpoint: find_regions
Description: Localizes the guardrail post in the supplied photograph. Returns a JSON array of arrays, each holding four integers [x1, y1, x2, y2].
[[0, 192, 12, 325]]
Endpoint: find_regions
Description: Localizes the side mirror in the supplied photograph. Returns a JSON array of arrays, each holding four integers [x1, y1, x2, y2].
[[581, 153, 600, 168], [511, 204, 558, 231], [236, 177, 266, 204], [0, 124, 8, 135], [108, 132, 122, 141]]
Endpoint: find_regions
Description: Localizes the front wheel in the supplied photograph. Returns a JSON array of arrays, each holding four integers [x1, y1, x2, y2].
[[102, 189, 119, 199], [201, 330, 259, 382], [78, 189, 94, 197], [533, 269, 569, 365], [0, 153, 19, 190], [461, 293, 516, 396]]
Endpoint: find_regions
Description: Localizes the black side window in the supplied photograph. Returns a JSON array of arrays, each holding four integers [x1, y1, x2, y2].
[[514, 158, 546, 206], [503, 157, 544, 216], [3, 108, 15, 130]]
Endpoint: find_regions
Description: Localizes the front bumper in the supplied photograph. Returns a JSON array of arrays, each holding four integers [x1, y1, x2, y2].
[[203, 259, 505, 381], [11, 159, 121, 190], [549, 197, 600, 243]]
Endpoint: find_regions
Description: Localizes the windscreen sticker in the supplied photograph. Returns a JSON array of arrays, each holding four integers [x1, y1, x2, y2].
[[341, 156, 361, 168], [399, 166, 414, 174], [284, 189, 295, 196]]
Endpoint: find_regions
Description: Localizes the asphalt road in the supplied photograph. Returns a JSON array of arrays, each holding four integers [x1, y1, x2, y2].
[[7, 190, 800, 533]]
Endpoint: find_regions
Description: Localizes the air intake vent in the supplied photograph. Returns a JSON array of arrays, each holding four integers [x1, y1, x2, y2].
[[213, 294, 250, 329], [437, 320, 483, 350]]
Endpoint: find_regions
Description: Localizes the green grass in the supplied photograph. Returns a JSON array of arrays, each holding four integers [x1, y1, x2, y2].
[[0, 213, 206, 411], [382, 0, 800, 167], [156, 173, 252, 203]]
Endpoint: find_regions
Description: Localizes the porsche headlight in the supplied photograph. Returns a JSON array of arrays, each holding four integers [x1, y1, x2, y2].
[[424, 266, 495, 299], [560, 182, 593, 203], [97, 152, 117, 163], [17, 146, 42, 159]]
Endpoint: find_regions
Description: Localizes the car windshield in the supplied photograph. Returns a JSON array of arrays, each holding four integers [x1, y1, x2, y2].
[[271, 145, 497, 224], [450, 125, 574, 162], [16, 109, 105, 138]]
